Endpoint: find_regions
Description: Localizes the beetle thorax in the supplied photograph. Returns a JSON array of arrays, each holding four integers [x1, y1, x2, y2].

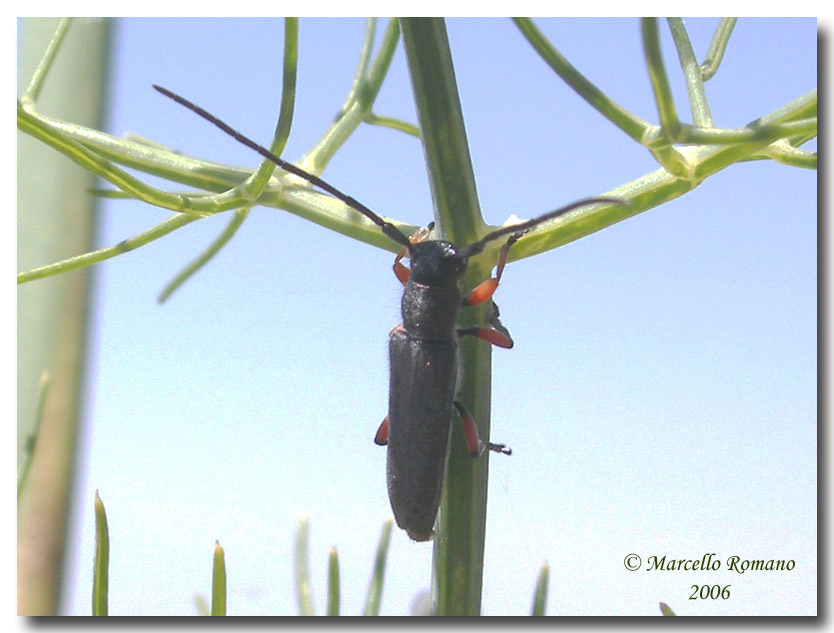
[[401, 241, 466, 341]]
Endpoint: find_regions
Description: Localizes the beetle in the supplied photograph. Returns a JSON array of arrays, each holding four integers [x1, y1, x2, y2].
[[153, 85, 623, 541]]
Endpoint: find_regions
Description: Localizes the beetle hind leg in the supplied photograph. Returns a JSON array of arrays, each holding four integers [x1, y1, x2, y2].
[[374, 416, 389, 446]]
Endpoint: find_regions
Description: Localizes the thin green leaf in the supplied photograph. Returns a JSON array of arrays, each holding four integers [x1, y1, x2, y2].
[[30, 109, 253, 192], [364, 112, 420, 137], [244, 17, 297, 196], [194, 594, 210, 616], [363, 519, 393, 616], [341, 18, 378, 114], [211, 541, 227, 616], [158, 208, 249, 303], [300, 18, 400, 174], [18, 102, 242, 216], [512, 17, 650, 144], [327, 547, 340, 616], [763, 140, 817, 169], [157, 18, 298, 301], [660, 602, 677, 616], [17, 373, 49, 500], [700, 18, 737, 81], [531, 562, 550, 616], [22, 18, 73, 102], [295, 517, 315, 616], [18, 212, 199, 284], [641, 18, 681, 138], [667, 18, 713, 126], [92, 491, 109, 616]]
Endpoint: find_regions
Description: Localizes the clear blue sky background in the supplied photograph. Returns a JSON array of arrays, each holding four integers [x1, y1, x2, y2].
[[30, 18, 816, 615]]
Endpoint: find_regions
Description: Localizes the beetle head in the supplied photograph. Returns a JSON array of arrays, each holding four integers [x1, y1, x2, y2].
[[408, 241, 467, 287]]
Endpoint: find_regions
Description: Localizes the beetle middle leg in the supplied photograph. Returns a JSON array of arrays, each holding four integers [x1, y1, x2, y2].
[[458, 231, 525, 349], [453, 401, 512, 457], [458, 302, 514, 348]]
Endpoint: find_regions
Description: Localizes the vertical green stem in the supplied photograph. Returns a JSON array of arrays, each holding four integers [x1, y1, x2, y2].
[[400, 17, 493, 616], [17, 17, 111, 615]]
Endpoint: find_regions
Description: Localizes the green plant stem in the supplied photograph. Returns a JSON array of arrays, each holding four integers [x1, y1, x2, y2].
[[401, 17, 492, 617], [18, 17, 110, 616]]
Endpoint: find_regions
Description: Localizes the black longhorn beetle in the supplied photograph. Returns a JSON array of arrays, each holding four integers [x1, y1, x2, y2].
[[153, 85, 625, 542]]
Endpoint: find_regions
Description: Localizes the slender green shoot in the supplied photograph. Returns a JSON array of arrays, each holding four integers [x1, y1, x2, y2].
[[641, 18, 683, 147], [17, 373, 50, 500], [295, 517, 315, 615], [362, 519, 393, 616], [211, 541, 227, 616], [157, 209, 248, 302], [700, 18, 737, 80], [511, 17, 650, 144], [667, 18, 713, 126], [22, 17, 73, 102], [531, 563, 550, 616], [18, 212, 200, 284], [364, 112, 420, 137], [92, 491, 109, 616], [194, 594, 210, 616], [327, 548, 340, 616]]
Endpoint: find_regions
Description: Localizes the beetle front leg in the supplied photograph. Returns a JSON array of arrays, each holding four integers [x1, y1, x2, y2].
[[462, 231, 523, 307], [452, 401, 512, 457], [392, 223, 435, 285]]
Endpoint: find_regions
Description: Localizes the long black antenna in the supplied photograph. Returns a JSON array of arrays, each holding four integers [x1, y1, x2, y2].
[[152, 85, 411, 249], [458, 197, 626, 259], [153, 85, 626, 257]]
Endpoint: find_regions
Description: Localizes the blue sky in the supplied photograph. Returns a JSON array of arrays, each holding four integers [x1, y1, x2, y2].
[[25, 18, 816, 615]]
